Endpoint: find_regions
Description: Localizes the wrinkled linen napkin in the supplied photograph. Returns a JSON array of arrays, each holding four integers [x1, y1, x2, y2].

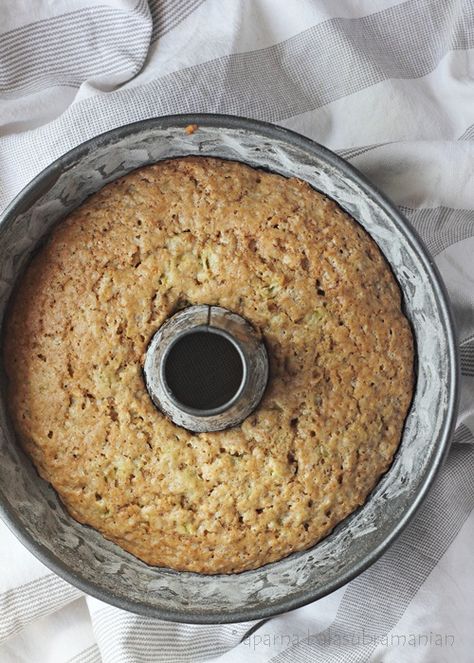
[[0, 1, 473, 661]]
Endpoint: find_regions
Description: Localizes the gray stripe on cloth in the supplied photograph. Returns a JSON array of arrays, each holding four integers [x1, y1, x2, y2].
[[0, 0, 151, 96], [458, 123, 474, 140], [0, 4, 148, 57], [0, 573, 81, 642], [453, 423, 474, 444], [3, 28, 147, 79], [460, 337, 474, 377], [2, 0, 473, 208], [0, 573, 76, 614], [268, 444, 474, 662], [1, 54, 150, 99], [337, 143, 394, 161], [400, 206, 474, 256], [0, 6, 125, 43], [67, 643, 102, 663], [149, 0, 207, 41], [91, 609, 257, 662]]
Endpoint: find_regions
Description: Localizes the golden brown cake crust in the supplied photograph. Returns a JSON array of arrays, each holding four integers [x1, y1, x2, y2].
[[4, 157, 414, 573]]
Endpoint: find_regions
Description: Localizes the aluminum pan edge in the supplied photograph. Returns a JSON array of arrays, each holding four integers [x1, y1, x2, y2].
[[0, 114, 459, 623]]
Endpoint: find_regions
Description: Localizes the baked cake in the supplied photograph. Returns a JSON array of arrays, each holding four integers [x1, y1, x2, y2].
[[4, 157, 414, 573]]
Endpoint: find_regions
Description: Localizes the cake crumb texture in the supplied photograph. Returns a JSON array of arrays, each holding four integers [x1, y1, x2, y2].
[[4, 157, 414, 573]]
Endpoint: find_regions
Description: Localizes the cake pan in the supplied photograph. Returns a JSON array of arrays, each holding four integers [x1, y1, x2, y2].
[[0, 114, 459, 623]]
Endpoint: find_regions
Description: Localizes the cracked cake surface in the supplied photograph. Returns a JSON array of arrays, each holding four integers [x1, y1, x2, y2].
[[4, 156, 414, 573]]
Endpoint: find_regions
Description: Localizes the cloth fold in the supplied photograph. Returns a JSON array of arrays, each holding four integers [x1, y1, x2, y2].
[[0, 0, 473, 661]]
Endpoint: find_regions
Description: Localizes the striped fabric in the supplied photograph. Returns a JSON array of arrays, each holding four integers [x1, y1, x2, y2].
[[0, 0, 473, 661]]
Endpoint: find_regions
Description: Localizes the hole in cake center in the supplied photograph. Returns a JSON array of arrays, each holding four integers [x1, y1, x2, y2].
[[163, 328, 245, 413]]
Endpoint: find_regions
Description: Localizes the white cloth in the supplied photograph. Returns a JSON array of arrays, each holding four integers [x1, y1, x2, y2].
[[0, 0, 473, 661]]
